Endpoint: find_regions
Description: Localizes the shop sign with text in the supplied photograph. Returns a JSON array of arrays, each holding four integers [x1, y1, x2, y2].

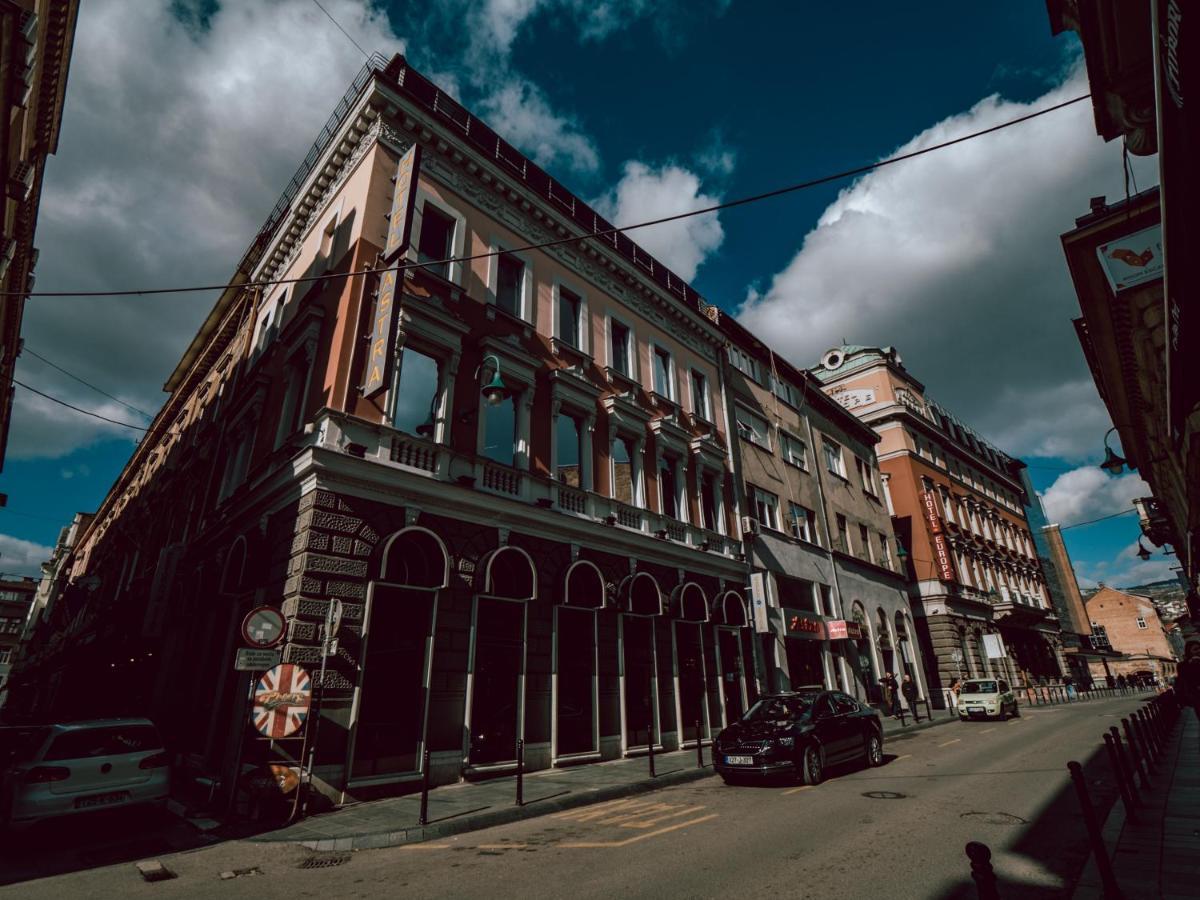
[[784, 609, 826, 640]]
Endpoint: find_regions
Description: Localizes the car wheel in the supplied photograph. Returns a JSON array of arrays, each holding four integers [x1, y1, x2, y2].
[[719, 775, 739, 786], [1011, 702, 1020, 718], [865, 732, 883, 768], [998, 705, 1008, 721], [799, 744, 824, 786]]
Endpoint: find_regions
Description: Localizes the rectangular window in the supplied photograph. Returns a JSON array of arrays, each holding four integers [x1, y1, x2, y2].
[[700, 473, 718, 531], [660, 457, 679, 519], [879, 533, 892, 569], [789, 502, 817, 544], [727, 346, 759, 382], [558, 286, 581, 348], [556, 413, 582, 487], [417, 203, 456, 280], [855, 457, 878, 497], [0, 649, 10, 665], [690, 370, 710, 421], [859, 524, 873, 562], [391, 347, 440, 438], [835, 514, 849, 553], [482, 395, 517, 466], [652, 346, 673, 398], [1136, 617, 1148, 629], [780, 432, 808, 469], [819, 584, 834, 618], [496, 253, 525, 317], [609, 320, 631, 376], [752, 486, 779, 530], [611, 435, 636, 504], [735, 405, 771, 449], [823, 439, 846, 478]]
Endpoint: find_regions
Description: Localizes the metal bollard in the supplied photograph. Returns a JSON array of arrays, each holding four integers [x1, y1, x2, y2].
[[696, 721, 704, 768], [1103, 732, 1137, 823], [418, 747, 431, 826], [1109, 727, 1139, 804], [1134, 710, 1159, 762], [965, 841, 1001, 900], [648, 731, 656, 778], [516, 738, 524, 806], [1068, 761, 1124, 899], [1122, 718, 1151, 788]]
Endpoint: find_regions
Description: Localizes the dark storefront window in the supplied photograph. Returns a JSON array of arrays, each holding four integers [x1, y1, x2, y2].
[[352, 586, 436, 778], [623, 616, 657, 748], [717, 628, 745, 722], [675, 622, 706, 741], [785, 640, 825, 691], [469, 598, 525, 765], [556, 607, 596, 756]]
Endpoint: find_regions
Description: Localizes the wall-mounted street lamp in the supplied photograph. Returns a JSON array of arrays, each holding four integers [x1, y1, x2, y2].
[[477, 354, 507, 406], [1099, 426, 1127, 475], [1136, 540, 1152, 561]]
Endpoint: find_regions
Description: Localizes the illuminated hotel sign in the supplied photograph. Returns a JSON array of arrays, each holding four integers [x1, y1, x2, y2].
[[922, 489, 957, 584], [364, 145, 422, 398]]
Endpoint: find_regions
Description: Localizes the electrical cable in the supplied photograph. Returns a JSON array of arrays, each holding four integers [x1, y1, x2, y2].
[[310, 0, 370, 60], [22, 347, 153, 419], [1058, 509, 1138, 531], [5, 93, 1091, 300], [12, 379, 150, 431]]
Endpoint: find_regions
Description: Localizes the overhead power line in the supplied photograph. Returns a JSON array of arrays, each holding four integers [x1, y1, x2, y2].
[[23, 347, 153, 419], [6, 93, 1091, 300], [310, 0, 371, 60], [1058, 509, 1138, 531], [13, 379, 149, 432]]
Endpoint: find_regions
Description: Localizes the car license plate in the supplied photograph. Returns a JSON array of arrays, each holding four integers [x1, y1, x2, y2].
[[725, 755, 754, 766], [968, 709, 985, 717], [75, 791, 130, 809]]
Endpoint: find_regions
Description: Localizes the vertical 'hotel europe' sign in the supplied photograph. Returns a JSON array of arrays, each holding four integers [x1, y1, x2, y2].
[[364, 144, 422, 398], [921, 489, 957, 584]]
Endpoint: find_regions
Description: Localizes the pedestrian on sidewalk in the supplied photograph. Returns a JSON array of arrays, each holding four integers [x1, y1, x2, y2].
[[901, 674, 920, 722], [948, 678, 961, 712]]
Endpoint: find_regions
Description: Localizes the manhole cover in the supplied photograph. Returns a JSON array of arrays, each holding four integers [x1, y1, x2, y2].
[[298, 854, 351, 870], [861, 791, 907, 799], [960, 811, 1028, 825]]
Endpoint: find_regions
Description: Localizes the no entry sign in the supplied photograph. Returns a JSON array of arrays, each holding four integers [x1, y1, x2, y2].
[[241, 606, 286, 649], [252, 663, 312, 739]]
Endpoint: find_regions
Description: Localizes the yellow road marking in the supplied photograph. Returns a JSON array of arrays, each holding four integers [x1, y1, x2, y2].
[[781, 785, 812, 796], [597, 802, 676, 825], [552, 798, 650, 822], [561, 814, 719, 848], [401, 844, 450, 850], [938, 739, 961, 747], [618, 805, 708, 829], [477, 843, 527, 850]]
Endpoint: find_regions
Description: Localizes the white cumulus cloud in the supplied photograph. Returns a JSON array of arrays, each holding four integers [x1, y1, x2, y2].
[[1041, 467, 1149, 526], [479, 80, 600, 173], [595, 161, 725, 281], [0, 533, 55, 576]]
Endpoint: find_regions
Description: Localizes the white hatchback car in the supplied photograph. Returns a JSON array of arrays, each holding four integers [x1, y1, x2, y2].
[[0, 719, 170, 830], [958, 678, 1019, 721]]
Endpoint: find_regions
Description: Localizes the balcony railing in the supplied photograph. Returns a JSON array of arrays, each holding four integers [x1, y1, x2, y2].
[[314, 410, 738, 557]]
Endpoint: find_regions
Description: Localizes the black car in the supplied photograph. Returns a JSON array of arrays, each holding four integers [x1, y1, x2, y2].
[[713, 690, 883, 785]]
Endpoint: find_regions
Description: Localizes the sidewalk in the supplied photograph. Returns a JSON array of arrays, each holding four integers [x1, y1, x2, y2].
[[240, 712, 956, 851], [1074, 705, 1200, 899]]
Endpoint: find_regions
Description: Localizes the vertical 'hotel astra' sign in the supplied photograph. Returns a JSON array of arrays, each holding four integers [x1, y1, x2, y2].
[[364, 144, 422, 398], [921, 489, 957, 584]]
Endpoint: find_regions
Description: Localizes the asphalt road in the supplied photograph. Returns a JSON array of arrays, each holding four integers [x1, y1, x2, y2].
[[2, 694, 1147, 899]]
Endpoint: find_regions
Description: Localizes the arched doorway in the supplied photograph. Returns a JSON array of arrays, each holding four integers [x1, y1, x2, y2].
[[670, 582, 709, 746], [554, 561, 604, 759], [619, 573, 662, 752], [848, 602, 877, 702], [713, 591, 749, 727], [468, 546, 536, 767], [876, 608, 896, 676], [894, 611, 923, 702], [352, 527, 449, 781]]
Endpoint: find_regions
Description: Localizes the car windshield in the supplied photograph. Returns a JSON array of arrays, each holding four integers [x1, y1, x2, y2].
[[963, 681, 999, 694], [44, 725, 162, 761], [741, 696, 814, 723]]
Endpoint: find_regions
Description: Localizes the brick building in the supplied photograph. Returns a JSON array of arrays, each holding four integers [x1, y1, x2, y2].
[[1083, 586, 1179, 685]]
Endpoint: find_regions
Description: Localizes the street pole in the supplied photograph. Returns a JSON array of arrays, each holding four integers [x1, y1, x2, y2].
[[302, 599, 341, 816]]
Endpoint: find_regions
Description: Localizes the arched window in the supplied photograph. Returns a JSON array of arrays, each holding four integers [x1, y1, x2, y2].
[[671, 583, 709, 623], [620, 572, 662, 617], [563, 560, 605, 609], [481, 546, 537, 600], [713, 591, 748, 627], [379, 527, 450, 588]]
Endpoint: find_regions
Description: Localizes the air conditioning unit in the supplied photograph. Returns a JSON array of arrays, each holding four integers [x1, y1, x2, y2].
[[740, 516, 759, 537]]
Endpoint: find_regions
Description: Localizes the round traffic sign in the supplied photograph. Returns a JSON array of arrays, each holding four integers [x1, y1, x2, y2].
[[252, 664, 312, 738], [241, 606, 286, 649]]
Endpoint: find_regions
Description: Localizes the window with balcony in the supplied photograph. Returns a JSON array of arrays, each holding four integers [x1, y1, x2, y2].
[[751, 485, 780, 530], [735, 405, 770, 449], [652, 345, 674, 399], [391, 347, 441, 438], [789, 502, 817, 544], [780, 432, 807, 469], [416, 201, 457, 280], [495, 253, 526, 318], [659, 456, 680, 519], [275, 352, 311, 448], [611, 435, 638, 504], [823, 439, 846, 478], [556, 413, 582, 487], [609, 319, 632, 377], [690, 369, 710, 421], [700, 472, 719, 532], [557, 285, 582, 349], [482, 395, 518, 466]]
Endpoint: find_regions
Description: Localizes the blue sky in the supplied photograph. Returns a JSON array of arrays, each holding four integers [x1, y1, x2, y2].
[[0, 1, 1177, 591]]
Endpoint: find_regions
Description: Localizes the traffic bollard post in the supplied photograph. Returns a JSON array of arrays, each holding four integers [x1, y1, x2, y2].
[[1134, 711, 1159, 763], [1109, 727, 1139, 805], [648, 731, 656, 778], [696, 721, 704, 768], [516, 738, 524, 806], [1068, 761, 1124, 899], [1123, 718, 1151, 788], [965, 841, 1001, 900], [418, 747, 431, 826], [1103, 732, 1137, 823]]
